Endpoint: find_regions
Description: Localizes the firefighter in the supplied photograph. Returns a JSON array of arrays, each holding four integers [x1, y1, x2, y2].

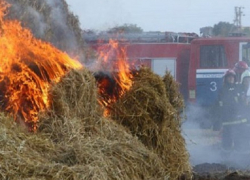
[[236, 70, 250, 151], [238, 70, 250, 109], [233, 61, 249, 84], [217, 69, 241, 151]]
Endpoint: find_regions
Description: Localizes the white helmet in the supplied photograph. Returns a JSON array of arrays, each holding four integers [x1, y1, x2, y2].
[[241, 70, 250, 83]]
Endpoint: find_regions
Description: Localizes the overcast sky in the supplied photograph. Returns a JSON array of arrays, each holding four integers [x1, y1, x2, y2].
[[66, 0, 250, 35]]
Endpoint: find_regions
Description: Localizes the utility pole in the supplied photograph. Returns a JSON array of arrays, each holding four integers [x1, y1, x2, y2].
[[234, 6, 244, 30]]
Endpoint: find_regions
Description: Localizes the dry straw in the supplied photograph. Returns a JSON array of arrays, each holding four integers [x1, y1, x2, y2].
[[39, 68, 169, 179], [110, 67, 192, 179], [0, 68, 169, 179], [163, 71, 184, 113], [163, 71, 185, 123]]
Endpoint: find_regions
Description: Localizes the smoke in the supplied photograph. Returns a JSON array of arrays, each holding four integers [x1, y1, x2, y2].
[[44, 0, 78, 51], [182, 105, 221, 165], [6, 0, 85, 62], [182, 104, 250, 170], [26, 6, 48, 38], [9, 4, 47, 38]]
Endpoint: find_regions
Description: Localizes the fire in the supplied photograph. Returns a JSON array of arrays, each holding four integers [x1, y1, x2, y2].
[[0, 1, 82, 130], [95, 40, 134, 116]]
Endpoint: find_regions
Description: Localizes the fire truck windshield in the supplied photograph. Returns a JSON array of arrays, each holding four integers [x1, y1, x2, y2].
[[200, 45, 227, 68]]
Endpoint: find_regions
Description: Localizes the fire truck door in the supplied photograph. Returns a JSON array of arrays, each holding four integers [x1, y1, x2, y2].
[[151, 58, 176, 78], [239, 42, 250, 65], [196, 69, 227, 106]]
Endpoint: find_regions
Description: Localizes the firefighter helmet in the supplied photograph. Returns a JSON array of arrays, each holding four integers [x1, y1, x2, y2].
[[224, 69, 236, 84], [241, 70, 250, 83], [224, 69, 236, 77], [234, 61, 249, 73]]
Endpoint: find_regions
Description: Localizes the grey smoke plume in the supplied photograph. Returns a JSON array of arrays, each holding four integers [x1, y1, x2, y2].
[[5, 0, 85, 62], [43, 0, 78, 51]]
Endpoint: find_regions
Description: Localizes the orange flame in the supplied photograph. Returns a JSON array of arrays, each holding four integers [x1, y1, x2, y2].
[[96, 40, 133, 116], [0, 1, 82, 130]]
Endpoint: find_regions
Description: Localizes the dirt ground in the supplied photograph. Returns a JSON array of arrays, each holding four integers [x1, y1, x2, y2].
[[182, 122, 250, 180], [191, 163, 250, 180]]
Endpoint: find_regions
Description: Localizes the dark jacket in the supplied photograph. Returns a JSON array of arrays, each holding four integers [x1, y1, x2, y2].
[[218, 82, 239, 122]]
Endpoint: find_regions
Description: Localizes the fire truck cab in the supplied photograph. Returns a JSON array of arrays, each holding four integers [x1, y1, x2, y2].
[[188, 37, 250, 107]]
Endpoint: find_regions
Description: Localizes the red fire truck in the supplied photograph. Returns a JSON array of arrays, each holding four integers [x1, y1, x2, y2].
[[85, 32, 250, 108]]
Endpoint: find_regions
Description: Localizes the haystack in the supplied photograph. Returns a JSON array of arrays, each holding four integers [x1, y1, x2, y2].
[[48, 69, 101, 120], [110, 67, 192, 179], [0, 68, 169, 179], [39, 68, 101, 141], [38, 68, 169, 179]]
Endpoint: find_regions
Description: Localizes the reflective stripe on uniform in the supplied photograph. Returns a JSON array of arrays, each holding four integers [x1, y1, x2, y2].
[[222, 118, 247, 126]]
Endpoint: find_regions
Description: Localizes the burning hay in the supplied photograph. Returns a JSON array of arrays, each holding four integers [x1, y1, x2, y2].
[[0, 68, 169, 179], [40, 68, 167, 179], [0, 0, 82, 131], [110, 67, 192, 179]]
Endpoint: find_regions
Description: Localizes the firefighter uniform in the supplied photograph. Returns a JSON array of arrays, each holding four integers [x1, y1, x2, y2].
[[217, 69, 247, 151], [238, 70, 250, 120], [236, 70, 250, 150]]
